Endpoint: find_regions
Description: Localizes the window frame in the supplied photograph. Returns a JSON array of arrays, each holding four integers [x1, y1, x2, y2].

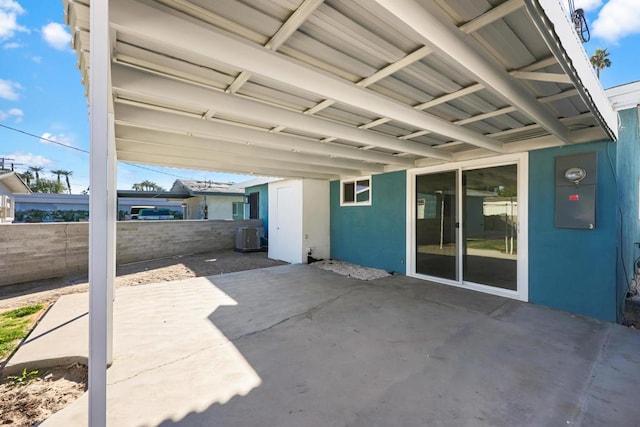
[[340, 175, 372, 206]]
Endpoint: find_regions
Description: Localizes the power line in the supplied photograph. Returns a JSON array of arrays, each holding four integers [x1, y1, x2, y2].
[[122, 163, 192, 180], [0, 122, 192, 180], [0, 123, 89, 153]]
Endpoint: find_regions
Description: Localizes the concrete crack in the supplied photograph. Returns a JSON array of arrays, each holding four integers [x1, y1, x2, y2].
[[569, 323, 612, 425], [231, 288, 361, 342], [108, 344, 221, 386]]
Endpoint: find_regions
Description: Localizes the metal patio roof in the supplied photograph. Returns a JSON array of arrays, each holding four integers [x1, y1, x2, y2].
[[63, 0, 617, 180]]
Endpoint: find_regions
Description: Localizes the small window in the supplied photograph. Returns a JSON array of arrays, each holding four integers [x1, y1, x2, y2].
[[341, 176, 371, 206], [232, 202, 243, 216]]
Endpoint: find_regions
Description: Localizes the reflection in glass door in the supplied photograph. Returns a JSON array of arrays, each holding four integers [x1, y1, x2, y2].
[[415, 171, 457, 280], [463, 165, 518, 290]]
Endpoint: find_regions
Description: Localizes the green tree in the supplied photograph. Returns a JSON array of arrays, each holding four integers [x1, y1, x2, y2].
[[590, 48, 611, 78], [19, 171, 33, 186], [60, 170, 73, 194], [132, 180, 165, 192], [28, 166, 45, 184], [30, 178, 65, 194], [50, 169, 65, 184]]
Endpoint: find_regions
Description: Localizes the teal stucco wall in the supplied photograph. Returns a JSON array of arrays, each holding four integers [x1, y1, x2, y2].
[[529, 141, 618, 321], [614, 108, 640, 322], [245, 183, 269, 238], [330, 171, 406, 273]]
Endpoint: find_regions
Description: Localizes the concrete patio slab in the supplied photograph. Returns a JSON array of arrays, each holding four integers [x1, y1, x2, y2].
[[6, 264, 640, 426]]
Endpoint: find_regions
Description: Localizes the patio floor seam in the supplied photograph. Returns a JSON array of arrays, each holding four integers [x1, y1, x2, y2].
[[569, 322, 613, 425], [230, 287, 364, 342]]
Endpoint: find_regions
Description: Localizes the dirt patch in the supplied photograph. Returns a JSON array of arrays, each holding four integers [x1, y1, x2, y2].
[[0, 249, 286, 424], [0, 364, 87, 426], [0, 249, 287, 312]]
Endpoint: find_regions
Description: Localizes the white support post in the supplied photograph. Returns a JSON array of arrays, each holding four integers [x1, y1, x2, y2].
[[89, 0, 111, 425], [107, 112, 116, 366]]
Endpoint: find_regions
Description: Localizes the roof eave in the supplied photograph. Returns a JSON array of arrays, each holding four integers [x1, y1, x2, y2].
[[606, 81, 640, 111], [525, 0, 618, 141], [0, 172, 32, 194]]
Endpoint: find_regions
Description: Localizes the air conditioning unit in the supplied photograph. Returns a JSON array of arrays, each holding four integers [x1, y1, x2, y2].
[[235, 227, 263, 252]]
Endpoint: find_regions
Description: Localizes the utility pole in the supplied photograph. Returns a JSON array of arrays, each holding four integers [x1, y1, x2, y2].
[[0, 157, 22, 171]]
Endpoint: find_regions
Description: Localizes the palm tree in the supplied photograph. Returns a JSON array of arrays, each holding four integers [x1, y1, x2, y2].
[[19, 171, 33, 186], [60, 170, 73, 194], [28, 166, 45, 183], [50, 169, 65, 184], [590, 48, 611, 78], [132, 180, 165, 192]]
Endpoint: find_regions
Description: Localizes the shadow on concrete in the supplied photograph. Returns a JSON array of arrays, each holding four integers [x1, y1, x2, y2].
[[150, 266, 640, 427]]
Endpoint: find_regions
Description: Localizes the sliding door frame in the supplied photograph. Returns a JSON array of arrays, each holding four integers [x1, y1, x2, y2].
[[406, 153, 529, 302]]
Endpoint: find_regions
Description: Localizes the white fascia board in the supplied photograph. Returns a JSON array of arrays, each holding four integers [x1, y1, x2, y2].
[[526, 0, 618, 140], [606, 81, 640, 112]]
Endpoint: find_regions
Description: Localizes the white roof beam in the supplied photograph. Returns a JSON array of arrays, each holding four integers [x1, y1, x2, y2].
[[116, 125, 384, 173], [226, 0, 324, 94], [113, 103, 414, 167], [374, 0, 569, 143], [117, 140, 360, 177], [511, 71, 572, 84], [110, 0, 502, 153], [350, 56, 561, 133], [302, 0, 524, 119], [117, 151, 337, 181], [111, 65, 444, 161]]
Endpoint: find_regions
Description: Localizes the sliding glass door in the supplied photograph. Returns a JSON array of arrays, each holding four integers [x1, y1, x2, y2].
[[414, 160, 522, 295], [415, 171, 457, 280], [462, 165, 518, 290]]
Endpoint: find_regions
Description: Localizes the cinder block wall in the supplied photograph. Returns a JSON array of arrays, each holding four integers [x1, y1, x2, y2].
[[0, 219, 262, 286]]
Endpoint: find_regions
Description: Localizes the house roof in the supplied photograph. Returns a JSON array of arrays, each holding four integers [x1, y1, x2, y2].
[[606, 81, 640, 112], [0, 172, 31, 194], [170, 179, 245, 196], [64, 0, 617, 180], [229, 177, 282, 191]]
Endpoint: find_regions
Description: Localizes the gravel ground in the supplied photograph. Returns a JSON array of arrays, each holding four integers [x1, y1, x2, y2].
[[0, 249, 286, 312]]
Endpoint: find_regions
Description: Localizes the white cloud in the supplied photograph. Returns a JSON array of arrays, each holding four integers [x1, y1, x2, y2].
[[41, 22, 70, 50], [39, 132, 75, 147], [0, 78, 20, 100], [1, 152, 53, 168], [0, 0, 27, 41], [31, 55, 41, 63], [0, 107, 23, 122], [592, 0, 640, 43], [574, 0, 604, 12], [2, 40, 19, 48]]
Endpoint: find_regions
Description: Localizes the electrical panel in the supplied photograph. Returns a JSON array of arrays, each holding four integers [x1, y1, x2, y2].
[[555, 152, 597, 229]]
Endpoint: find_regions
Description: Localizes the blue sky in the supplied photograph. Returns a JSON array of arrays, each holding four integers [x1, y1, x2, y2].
[[0, 0, 639, 194]]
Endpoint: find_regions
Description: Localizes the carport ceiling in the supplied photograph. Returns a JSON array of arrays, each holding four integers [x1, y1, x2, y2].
[[64, 0, 616, 180]]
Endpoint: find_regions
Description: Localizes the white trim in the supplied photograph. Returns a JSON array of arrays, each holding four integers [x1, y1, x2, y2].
[[606, 81, 640, 112], [530, 0, 617, 141], [406, 153, 529, 302], [340, 175, 372, 206]]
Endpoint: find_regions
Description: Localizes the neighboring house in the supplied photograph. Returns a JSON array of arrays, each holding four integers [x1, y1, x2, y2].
[[232, 177, 281, 237], [170, 179, 245, 220], [0, 171, 31, 223], [13, 193, 183, 222]]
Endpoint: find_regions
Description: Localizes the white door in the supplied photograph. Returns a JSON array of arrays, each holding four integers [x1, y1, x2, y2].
[[270, 185, 301, 263]]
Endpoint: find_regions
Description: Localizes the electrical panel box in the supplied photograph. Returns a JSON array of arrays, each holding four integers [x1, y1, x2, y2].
[[555, 152, 597, 229]]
